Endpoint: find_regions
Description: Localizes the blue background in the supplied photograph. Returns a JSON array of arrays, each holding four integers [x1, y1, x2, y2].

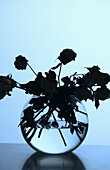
[[0, 0, 110, 145]]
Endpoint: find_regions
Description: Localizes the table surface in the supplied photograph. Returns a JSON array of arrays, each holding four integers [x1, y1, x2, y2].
[[0, 143, 110, 170]]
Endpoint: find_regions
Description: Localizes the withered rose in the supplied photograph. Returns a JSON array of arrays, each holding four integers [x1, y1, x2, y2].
[[14, 55, 28, 70]]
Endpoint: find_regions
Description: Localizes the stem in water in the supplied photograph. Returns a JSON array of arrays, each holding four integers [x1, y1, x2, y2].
[[52, 113, 67, 146]]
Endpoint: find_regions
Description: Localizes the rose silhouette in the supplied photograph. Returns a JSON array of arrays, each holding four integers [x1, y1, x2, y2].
[[14, 55, 28, 70]]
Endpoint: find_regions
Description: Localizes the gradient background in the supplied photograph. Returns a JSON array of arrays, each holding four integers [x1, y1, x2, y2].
[[0, 0, 110, 145]]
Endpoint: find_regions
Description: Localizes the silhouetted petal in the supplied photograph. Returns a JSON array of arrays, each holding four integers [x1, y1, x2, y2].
[[29, 96, 48, 111], [93, 86, 110, 108], [24, 106, 34, 119], [61, 76, 71, 86], [45, 70, 57, 81], [0, 91, 6, 100], [83, 73, 95, 87], [58, 49, 77, 65], [35, 72, 43, 83], [14, 55, 28, 70], [41, 77, 57, 95], [0, 75, 16, 100], [84, 66, 110, 86], [20, 81, 42, 96], [94, 86, 110, 101], [99, 73, 110, 86], [73, 87, 92, 101], [51, 121, 58, 128], [85, 65, 100, 72]]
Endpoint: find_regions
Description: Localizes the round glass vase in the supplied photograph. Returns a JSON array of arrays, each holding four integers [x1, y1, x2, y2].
[[20, 96, 88, 154]]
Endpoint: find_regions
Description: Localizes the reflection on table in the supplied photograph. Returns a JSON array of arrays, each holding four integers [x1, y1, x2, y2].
[[22, 152, 86, 170]]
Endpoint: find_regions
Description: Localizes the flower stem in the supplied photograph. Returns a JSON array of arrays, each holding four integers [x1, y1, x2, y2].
[[58, 63, 62, 86], [27, 63, 37, 76], [52, 113, 67, 146], [38, 128, 43, 138]]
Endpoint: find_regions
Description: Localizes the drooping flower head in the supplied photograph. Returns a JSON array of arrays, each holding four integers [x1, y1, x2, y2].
[[14, 55, 28, 70], [58, 49, 77, 65]]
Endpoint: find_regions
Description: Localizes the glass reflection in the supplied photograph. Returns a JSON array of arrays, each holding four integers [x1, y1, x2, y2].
[[22, 152, 86, 170]]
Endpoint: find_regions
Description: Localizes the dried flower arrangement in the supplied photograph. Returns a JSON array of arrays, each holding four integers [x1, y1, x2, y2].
[[0, 49, 110, 153]]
